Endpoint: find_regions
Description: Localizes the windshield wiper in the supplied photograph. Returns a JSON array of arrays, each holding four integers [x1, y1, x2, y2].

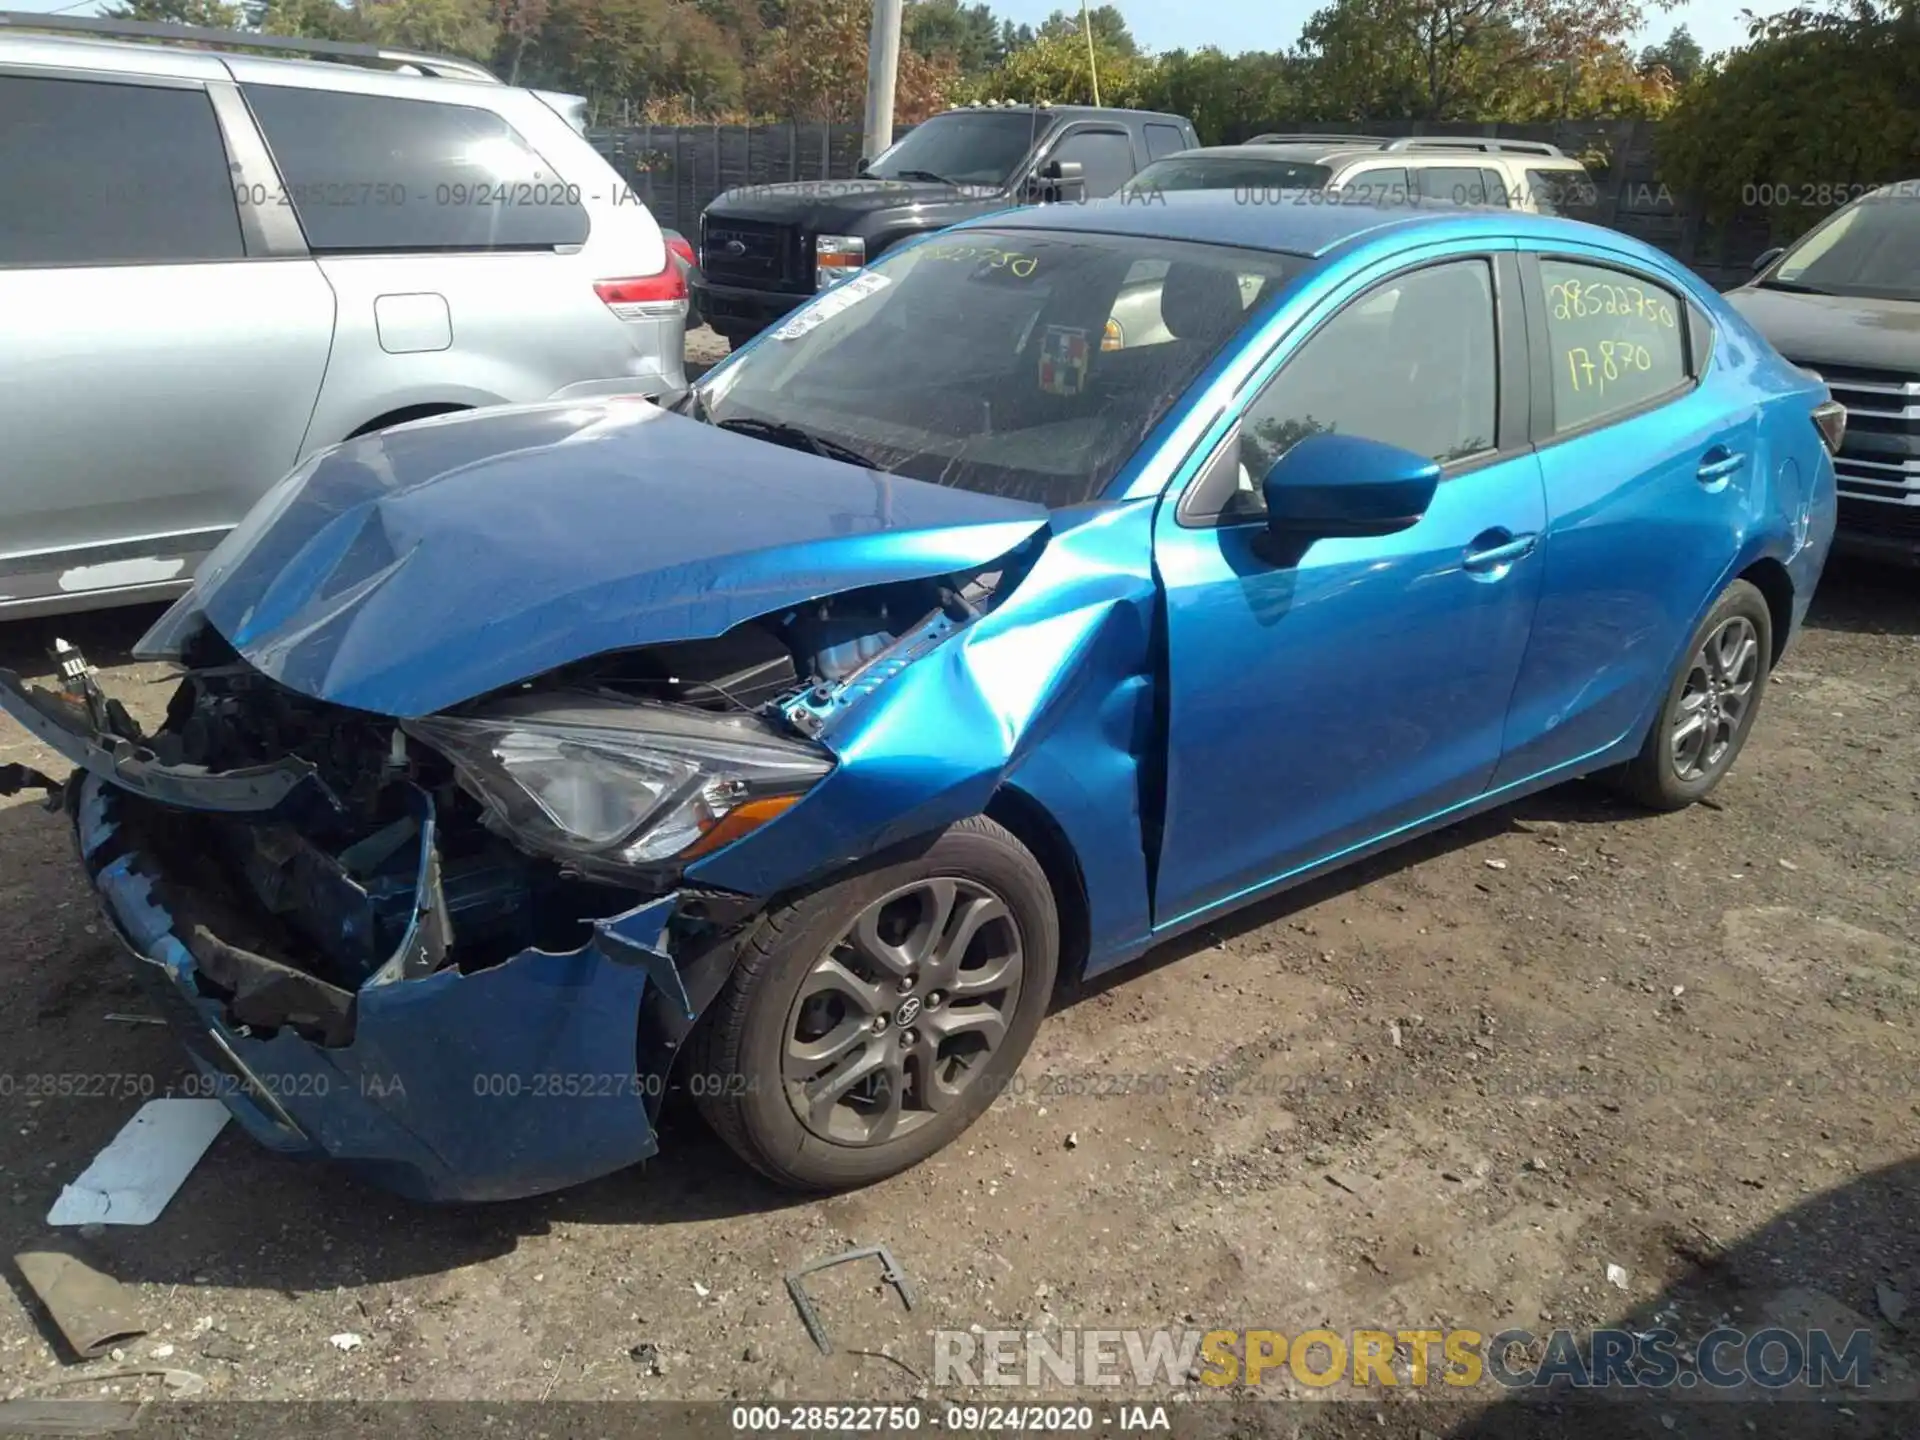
[[890, 168, 959, 185], [1758, 278, 1835, 295], [716, 416, 879, 469]]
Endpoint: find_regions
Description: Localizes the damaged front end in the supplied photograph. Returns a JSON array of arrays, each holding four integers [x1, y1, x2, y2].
[[0, 551, 1041, 1201]]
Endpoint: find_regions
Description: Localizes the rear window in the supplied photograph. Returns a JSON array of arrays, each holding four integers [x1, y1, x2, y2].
[[1126, 156, 1334, 197], [0, 75, 243, 268], [1144, 123, 1190, 161], [1526, 168, 1602, 220], [242, 85, 588, 253]]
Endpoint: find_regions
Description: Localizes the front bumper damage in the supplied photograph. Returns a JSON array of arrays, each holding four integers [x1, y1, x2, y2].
[[3, 667, 699, 1203]]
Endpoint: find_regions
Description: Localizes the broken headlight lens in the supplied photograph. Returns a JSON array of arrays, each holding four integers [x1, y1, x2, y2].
[[405, 694, 830, 874]]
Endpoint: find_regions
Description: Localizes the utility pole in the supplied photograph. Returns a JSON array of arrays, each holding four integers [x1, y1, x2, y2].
[[862, 0, 904, 161]]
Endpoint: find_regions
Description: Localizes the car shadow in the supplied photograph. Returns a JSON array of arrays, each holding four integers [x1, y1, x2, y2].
[[1063, 776, 1631, 1004], [1803, 558, 1920, 640], [0, 602, 172, 678], [1436, 1155, 1920, 1438]]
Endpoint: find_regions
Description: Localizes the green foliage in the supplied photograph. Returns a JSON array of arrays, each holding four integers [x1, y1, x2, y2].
[[1657, 0, 1920, 236], [1035, 5, 1137, 58], [1638, 25, 1703, 84], [1133, 49, 1304, 143], [905, 0, 1004, 75], [108, 0, 243, 24]]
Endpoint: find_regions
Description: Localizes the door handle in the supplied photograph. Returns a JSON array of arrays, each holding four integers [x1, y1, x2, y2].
[[1463, 532, 1539, 572], [1697, 449, 1747, 484]]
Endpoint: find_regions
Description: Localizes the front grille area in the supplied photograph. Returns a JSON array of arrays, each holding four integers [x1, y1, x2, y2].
[[700, 217, 810, 293], [1805, 362, 1920, 541]]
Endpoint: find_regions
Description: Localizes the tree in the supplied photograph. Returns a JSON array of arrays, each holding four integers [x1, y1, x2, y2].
[[252, 0, 368, 40], [358, 0, 499, 58], [750, 0, 956, 123], [1035, 5, 1137, 58], [106, 0, 243, 24], [1136, 49, 1305, 144], [1637, 23, 1702, 83], [905, 0, 1004, 75], [1296, 0, 1664, 121], [1658, 0, 1920, 237], [960, 25, 1146, 106]]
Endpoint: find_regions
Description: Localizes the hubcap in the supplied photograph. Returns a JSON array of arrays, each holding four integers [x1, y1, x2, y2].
[[1670, 615, 1759, 782], [782, 877, 1024, 1147]]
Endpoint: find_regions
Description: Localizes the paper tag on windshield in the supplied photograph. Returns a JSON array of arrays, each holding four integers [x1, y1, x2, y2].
[[774, 270, 892, 341]]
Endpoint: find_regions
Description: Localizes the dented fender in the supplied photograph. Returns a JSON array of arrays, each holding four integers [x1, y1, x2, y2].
[[687, 500, 1165, 975]]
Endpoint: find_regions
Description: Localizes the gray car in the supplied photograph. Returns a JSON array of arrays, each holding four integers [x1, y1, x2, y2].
[[1726, 182, 1920, 565], [0, 13, 688, 618]]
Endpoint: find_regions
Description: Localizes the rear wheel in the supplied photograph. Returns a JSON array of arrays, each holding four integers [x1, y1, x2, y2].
[[690, 817, 1057, 1191], [1612, 579, 1772, 811]]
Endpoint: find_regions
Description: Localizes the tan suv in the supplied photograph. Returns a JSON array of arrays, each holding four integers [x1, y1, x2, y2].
[[1123, 135, 1600, 216]]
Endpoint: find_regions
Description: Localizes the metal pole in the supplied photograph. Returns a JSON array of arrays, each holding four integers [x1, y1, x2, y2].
[[1081, 0, 1102, 107], [862, 0, 903, 161]]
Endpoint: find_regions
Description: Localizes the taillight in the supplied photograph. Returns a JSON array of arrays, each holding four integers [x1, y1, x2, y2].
[[1812, 398, 1847, 456], [665, 235, 697, 270], [595, 263, 687, 321]]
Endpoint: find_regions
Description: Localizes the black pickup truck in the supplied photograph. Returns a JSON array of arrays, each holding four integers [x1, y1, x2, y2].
[[692, 103, 1200, 344]]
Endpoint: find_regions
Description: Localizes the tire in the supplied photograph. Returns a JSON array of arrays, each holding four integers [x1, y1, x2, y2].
[[689, 816, 1058, 1191], [1612, 578, 1773, 811]]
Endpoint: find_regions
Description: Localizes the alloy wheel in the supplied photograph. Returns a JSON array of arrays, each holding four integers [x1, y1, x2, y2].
[[782, 877, 1024, 1146], [1670, 614, 1760, 782]]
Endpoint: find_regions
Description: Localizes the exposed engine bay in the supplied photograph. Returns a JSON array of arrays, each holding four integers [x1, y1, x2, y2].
[[2, 559, 1027, 1053]]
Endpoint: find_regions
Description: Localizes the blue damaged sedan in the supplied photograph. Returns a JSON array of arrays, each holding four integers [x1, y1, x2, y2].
[[1, 196, 1840, 1200]]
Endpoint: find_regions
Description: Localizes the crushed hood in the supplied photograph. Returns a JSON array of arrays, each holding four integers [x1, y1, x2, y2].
[[146, 401, 1048, 718]]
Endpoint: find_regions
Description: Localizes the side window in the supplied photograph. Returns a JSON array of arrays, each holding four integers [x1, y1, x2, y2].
[[1342, 167, 1411, 204], [0, 75, 243, 268], [1144, 123, 1188, 162], [1048, 129, 1137, 198], [1526, 168, 1602, 220], [1480, 168, 1512, 208], [242, 85, 588, 252], [1535, 257, 1690, 433], [1229, 259, 1498, 510], [1418, 165, 1492, 206]]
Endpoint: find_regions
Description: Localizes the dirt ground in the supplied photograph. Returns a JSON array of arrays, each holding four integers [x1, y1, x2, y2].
[[2, 407, 1917, 1430]]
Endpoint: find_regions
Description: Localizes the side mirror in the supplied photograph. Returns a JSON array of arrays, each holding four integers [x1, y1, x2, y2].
[[1751, 246, 1785, 276], [1034, 159, 1086, 202], [857, 156, 872, 176], [1260, 432, 1441, 545]]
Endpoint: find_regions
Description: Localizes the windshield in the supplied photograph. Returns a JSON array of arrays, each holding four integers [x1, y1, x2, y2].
[[865, 112, 1047, 187], [1125, 156, 1334, 195], [694, 229, 1302, 508], [1768, 192, 1920, 301]]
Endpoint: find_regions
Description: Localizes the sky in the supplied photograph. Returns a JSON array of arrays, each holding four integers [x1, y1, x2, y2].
[[997, 0, 1797, 57], [8, 0, 1796, 57]]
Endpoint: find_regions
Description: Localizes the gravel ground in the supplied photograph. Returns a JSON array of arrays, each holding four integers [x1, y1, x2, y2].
[[1, 430, 1916, 1433]]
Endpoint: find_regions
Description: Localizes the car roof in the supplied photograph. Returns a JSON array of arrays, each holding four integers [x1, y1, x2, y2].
[[960, 191, 1659, 264], [1156, 143, 1587, 168], [0, 21, 500, 88], [938, 103, 1192, 124]]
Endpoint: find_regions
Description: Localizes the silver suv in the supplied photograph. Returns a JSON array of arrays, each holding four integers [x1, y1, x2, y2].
[[1126, 135, 1601, 216], [0, 14, 687, 619]]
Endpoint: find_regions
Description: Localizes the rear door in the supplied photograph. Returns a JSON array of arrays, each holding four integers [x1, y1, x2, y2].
[[0, 67, 332, 611], [233, 72, 671, 450], [1492, 248, 1756, 785]]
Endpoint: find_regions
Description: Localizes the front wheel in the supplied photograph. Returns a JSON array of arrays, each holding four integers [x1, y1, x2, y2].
[[689, 817, 1058, 1191], [1612, 578, 1773, 811]]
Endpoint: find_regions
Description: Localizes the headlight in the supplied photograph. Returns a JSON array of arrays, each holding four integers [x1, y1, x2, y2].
[[405, 694, 831, 877], [815, 234, 865, 289]]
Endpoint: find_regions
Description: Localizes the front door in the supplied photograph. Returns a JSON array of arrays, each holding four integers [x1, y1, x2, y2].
[[1152, 252, 1548, 929]]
